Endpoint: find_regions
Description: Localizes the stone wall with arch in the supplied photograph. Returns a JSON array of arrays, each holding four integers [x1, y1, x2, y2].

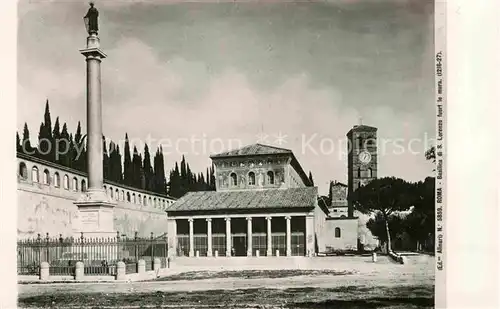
[[17, 154, 176, 239]]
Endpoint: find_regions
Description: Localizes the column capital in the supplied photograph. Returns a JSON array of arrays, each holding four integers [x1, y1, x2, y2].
[[246, 216, 252, 221], [206, 218, 212, 222], [285, 215, 292, 220], [224, 217, 231, 222], [265, 216, 272, 221], [188, 218, 194, 223]]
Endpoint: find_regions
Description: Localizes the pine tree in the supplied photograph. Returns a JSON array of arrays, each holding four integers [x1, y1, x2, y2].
[[308, 171, 314, 186], [123, 134, 133, 186]]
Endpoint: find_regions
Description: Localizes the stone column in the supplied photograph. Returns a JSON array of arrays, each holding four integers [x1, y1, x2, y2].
[[188, 218, 194, 257], [266, 216, 272, 256], [75, 31, 116, 239], [247, 217, 253, 256], [206, 218, 212, 257], [285, 216, 292, 256], [225, 217, 232, 256]]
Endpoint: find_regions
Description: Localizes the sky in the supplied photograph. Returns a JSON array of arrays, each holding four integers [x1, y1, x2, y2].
[[18, 0, 435, 195]]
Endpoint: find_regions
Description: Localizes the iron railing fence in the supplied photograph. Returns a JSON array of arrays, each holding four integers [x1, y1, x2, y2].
[[17, 232, 168, 276]]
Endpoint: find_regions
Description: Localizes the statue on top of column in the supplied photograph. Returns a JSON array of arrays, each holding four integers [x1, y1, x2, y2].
[[84, 1, 99, 35]]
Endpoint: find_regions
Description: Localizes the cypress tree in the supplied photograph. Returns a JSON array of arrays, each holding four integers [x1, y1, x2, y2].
[[123, 134, 133, 186], [143, 144, 153, 191], [52, 117, 61, 164], [42, 100, 54, 161], [22, 123, 32, 155], [132, 146, 142, 188], [308, 171, 314, 186], [16, 131, 21, 152], [59, 123, 70, 167], [210, 164, 216, 191], [37, 122, 45, 159], [159, 146, 167, 194], [206, 167, 210, 190], [74, 122, 84, 171], [104, 139, 112, 181], [115, 145, 123, 183]]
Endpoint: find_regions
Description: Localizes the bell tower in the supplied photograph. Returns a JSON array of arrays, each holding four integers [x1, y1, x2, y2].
[[347, 124, 378, 217]]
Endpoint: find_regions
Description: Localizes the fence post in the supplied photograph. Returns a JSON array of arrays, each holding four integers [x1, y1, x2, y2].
[[45, 233, 50, 264], [150, 232, 155, 270], [116, 231, 121, 261], [80, 232, 84, 262], [116, 261, 126, 280], [37, 233, 42, 265], [134, 231, 139, 271], [75, 261, 84, 280]]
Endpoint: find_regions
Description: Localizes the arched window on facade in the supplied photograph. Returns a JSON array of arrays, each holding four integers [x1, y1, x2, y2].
[[153, 198, 157, 207], [248, 172, 255, 185], [335, 227, 341, 238], [63, 175, 69, 190], [120, 190, 124, 201], [267, 171, 274, 185], [138, 194, 142, 204], [357, 167, 361, 178], [149, 197, 152, 206], [358, 136, 363, 149], [109, 187, 114, 198], [132, 193, 136, 204], [72, 177, 78, 191], [368, 168, 373, 178], [32, 166, 39, 183], [81, 179, 87, 192], [143, 196, 147, 205], [54, 172, 60, 187], [230, 173, 237, 186], [19, 162, 28, 179], [115, 189, 119, 200], [43, 169, 50, 185], [127, 192, 131, 202]]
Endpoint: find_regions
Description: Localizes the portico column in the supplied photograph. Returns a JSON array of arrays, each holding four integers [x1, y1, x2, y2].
[[225, 217, 231, 257], [285, 216, 292, 256], [188, 218, 194, 257], [266, 216, 272, 256], [247, 217, 253, 256], [206, 218, 212, 257]]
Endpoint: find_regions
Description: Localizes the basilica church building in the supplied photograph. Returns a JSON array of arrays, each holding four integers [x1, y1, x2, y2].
[[166, 124, 379, 257]]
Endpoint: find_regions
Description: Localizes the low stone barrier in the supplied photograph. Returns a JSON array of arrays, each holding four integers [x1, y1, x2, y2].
[[28, 259, 170, 283]]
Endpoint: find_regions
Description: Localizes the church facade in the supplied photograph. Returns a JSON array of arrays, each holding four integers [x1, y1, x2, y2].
[[166, 124, 379, 257]]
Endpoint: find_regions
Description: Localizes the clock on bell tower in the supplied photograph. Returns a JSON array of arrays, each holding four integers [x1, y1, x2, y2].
[[346, 124, 378, 217]]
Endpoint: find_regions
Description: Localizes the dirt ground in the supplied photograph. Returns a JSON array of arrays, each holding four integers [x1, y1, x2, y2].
[[17, 255, 435, 309]]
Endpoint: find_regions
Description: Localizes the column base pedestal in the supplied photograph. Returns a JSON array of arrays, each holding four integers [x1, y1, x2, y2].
[[74, 188, 117, 238]]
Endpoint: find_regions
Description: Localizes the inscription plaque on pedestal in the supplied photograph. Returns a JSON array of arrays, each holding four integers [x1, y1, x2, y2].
[[80, 211, 99, 230]]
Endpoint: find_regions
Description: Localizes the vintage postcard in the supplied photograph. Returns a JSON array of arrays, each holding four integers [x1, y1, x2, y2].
[[14, 0, 445, 308]]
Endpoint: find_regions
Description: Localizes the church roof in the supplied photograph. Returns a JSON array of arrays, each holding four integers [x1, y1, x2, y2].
[[210, 143, 292, 158], [167, 187, 318, 213]]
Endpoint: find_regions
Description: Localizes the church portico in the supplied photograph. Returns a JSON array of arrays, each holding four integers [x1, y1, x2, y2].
[[169, 212, 311, 257]]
